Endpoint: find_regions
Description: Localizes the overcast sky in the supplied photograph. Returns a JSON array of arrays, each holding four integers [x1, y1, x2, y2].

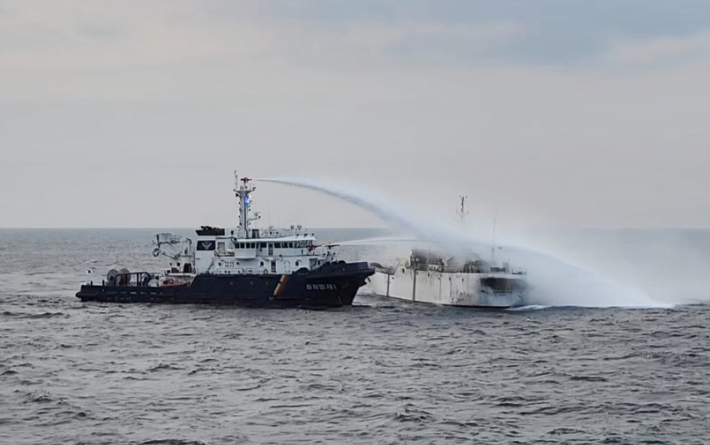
[[2, 1, 709, 230]]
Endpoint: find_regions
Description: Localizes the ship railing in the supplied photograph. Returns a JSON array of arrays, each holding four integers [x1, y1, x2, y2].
[[489, 265, 527, 275], [104, 271, 157, 287]]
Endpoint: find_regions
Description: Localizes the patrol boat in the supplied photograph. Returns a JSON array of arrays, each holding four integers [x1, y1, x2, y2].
[[75, 173, 374, 308], [365, 197, 527, 308]]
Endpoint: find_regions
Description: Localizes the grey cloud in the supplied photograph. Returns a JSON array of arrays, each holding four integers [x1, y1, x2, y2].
[[253, 0, 710, 65]]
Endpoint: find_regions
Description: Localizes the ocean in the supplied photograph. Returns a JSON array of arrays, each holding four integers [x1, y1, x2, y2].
[[1, 228, 709, 444]]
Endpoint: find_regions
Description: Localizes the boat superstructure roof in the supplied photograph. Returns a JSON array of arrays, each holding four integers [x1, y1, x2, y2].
[[199, 231, 318, 242], [196, 173, 320, 243]]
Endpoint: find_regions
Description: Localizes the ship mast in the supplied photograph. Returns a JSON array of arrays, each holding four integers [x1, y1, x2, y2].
[[233, 171, 259, 238], [491, 211, 498, 265], [456, 195, 469, 223]]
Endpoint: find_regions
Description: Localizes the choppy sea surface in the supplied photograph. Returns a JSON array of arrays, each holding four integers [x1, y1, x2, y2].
[[1, 228, 709, 445]]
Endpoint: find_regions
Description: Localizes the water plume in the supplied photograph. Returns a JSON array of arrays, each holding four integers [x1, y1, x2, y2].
[[258, 178, 489, 253], [259, 177, 670, 308]]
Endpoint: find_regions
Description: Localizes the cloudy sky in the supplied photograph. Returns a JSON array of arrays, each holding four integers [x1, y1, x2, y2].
[[2, 1, 709, 230]]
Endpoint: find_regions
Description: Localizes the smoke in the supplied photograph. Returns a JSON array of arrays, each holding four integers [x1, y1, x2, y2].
[[259, 177, 673, 308]]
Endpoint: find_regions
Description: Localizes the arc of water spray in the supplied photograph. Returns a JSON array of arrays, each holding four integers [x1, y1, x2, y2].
[[258, 177, 486, 256], [258, 177, 665, 308]]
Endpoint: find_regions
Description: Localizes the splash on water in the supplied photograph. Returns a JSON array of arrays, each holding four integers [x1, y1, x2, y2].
[[260, 177, 670, 309]]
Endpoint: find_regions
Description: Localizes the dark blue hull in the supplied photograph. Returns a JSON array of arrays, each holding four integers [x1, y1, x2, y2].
[[76, 262, 374, 309]]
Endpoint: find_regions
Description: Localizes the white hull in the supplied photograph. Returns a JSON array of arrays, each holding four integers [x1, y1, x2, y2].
[[365, 267, 526, 308]]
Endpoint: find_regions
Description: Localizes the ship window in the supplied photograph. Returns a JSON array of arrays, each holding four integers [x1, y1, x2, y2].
[[260, 261, 264, 266], [295, 261, 300, 266], [289, 242, 294, 248], [259, 242, 266, 249], [275, 242, 281, 248], [250, 243, 256, 248]]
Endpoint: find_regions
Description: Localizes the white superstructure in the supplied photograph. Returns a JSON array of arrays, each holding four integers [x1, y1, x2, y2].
[[152, 173, 336, 279]]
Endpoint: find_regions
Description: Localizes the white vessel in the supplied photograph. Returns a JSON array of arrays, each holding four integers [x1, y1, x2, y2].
[[364, 197, 528, 308]]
